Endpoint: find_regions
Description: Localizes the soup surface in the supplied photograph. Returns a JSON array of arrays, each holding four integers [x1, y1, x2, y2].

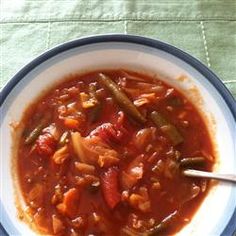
[[17, 70, 214, 236]]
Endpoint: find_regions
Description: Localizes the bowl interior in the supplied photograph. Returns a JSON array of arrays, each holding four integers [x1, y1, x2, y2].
[[1, 39, 235, 236]]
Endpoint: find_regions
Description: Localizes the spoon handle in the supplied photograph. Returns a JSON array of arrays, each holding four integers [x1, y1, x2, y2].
[[183, 169, 236, 183]]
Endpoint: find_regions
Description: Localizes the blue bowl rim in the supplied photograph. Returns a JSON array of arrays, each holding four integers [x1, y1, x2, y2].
[[0, 34, 235, 236]]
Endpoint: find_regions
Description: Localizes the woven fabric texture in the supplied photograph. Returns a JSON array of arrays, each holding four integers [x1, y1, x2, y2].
[[1, 0, 236, 97]]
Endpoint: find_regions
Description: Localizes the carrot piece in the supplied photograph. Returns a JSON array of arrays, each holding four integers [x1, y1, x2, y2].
[[101, 167, 121, 209], [64, 118, 79, 129], [56, 188, 80, 218]]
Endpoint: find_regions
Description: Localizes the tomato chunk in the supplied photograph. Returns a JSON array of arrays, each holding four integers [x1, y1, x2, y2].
[[36, 133, 56, 155], [101, 167, 121, 209]]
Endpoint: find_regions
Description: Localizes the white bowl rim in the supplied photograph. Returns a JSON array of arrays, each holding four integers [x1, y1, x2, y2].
[[0, 34, 235, 236]]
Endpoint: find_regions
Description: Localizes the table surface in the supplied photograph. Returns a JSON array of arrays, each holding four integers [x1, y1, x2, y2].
[[0, 1, 236, 235]]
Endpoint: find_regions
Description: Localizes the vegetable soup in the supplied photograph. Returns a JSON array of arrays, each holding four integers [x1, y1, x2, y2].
[[17, 70, 214, 235]]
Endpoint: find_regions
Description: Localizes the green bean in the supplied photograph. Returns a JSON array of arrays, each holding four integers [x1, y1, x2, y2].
[[89, 103, 102, 123], [161, 125, 184, 146], [98, 73, 146, 124], [88, 83, 102, 123], [25, 122, 46, 144], [58, 131, 69, 147], [180, 157, 206, 167], [24, 112, 52, 145], [150, 111, 183, 146], [150, 111, 168, 127], [168, 97, 183, 107], [148, 210, 178, 235], [89, 83, 98, 100]]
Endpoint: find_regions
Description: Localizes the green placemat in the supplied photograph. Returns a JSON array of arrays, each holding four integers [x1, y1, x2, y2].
[[1, 0, 236, 98]]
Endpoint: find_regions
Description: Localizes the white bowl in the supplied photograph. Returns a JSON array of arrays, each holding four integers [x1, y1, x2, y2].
[[0, 35, 235, 236]]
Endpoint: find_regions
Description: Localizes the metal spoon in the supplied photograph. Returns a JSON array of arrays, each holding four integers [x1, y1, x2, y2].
[[183, 169, 236, 183]]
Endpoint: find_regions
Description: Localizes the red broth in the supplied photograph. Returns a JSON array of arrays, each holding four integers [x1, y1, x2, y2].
[[17, 70, 214, 235]]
